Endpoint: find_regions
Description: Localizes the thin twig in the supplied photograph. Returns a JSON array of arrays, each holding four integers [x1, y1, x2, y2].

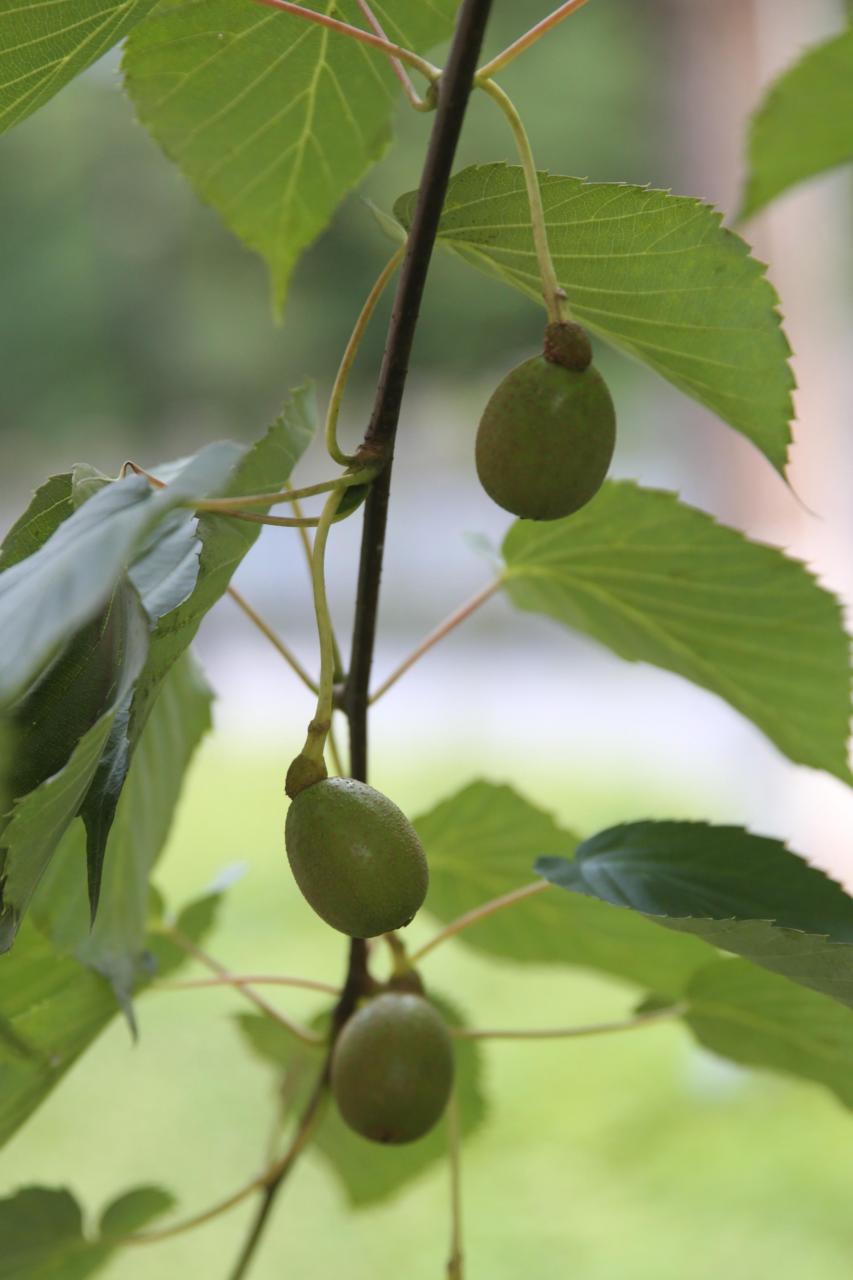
[[355, 0, 433, 110], [155, 974, 340, 996], [227, 586, 318, 694], [446, 1087, 464, 1279], [407, 881, 550, 967], [451, 1003, 689, 1041], [369, 579, 501, 703], [251, 0, 440, 84], [476, 0, 592, 80], [163, 927, 323, 1046]]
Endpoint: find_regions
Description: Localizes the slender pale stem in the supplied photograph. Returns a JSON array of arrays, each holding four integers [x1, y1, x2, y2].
[[129, 1073, 329, 1248], [227, 586, 318, 694], [477, 0, 592, 80], [289, 486, 345, 683], [407, 881, 551, 967], [299, 490, 346, 765], [355, 0, 434, 111], [208, 508, 320, 528], [476, 78, 568, 325], [163, 928, 323, 1046], [156, 974, 341, 997], [451, 1003, 689, 1041], [370, 580, 501, 703], [252, 0, 440, 84], [325, 246, 406, 467], [446, 1087, 464, 1279], [193, 472, 369, 514]]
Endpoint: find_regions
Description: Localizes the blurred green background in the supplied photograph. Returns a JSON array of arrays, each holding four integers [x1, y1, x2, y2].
[[3, 0, 853, 1276]]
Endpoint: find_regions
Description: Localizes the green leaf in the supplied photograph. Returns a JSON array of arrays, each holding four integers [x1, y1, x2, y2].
[[0, 473, 73, 571], [394, 164, 794, 470], [741, 26, 853, 218], [123, 0, 458, 308], [0, 884, 225, 1148], [537, 821, 853, 1010], [0, 441, 241, 707], [414, 781, 710, 999], [236, 993, 486, 1209], [0, 583, 150, 951], [0, 1184, 174, 1279], [684, 959, 853, 1112], [501, 481, 853, 784], [31, 654, 214, 1014], [0, 0, 159, 135]]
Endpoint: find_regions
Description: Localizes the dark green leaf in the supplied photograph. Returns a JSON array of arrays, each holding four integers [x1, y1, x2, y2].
[[0, 441, 241, 706], [537, 821, 853, 1010], [0, 474, 73, 571], [0, 1184, 173, 1279], [684, 958, 853, 1111], [0, 0, 159, 135], [502, 482, 853, 784], [236, 994, 486, 1209], [415, 781, 710, 999], [395, 164, 794, 470], [123, 0, 458, 308], [741, 26, 853, 218]]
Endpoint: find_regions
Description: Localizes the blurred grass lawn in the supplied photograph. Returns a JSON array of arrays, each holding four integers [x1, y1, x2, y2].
[[6, 739, 853, 1279]]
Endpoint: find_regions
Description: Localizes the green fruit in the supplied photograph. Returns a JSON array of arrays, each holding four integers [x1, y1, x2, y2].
[[285, 778, 428, 937], [475, 329, 616, 521], [331, 993, 454, 1144]]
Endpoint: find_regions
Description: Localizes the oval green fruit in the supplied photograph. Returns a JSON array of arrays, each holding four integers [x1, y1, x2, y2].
[[475, 352, 616, 521], [331, 993, 454, 1144], [285, 778, 428, 937]]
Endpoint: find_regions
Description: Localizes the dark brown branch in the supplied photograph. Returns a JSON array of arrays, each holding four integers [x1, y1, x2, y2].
[[344, 0, 494, 781]]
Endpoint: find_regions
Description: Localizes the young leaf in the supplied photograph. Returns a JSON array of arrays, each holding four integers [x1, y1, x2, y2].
[[0, 0, 160, 135], [30, 654, 214, 1014], [235, 994, 486, 1209], [123, 0, 457, 309], [0, 884, 227, 1147], [414, 781, 711, 998], [537, 821, 853, 1011], [501, 482, 853, 785], [0, 441, 241, 707], [684, 958, 853, 1112], [741, 26, 853, 219], [0, 1184, 174, 1278], [394, 164, 794, 470]]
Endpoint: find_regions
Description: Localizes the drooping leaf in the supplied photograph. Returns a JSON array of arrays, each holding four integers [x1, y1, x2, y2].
[[0, 583, 150, 951], [123, 0, 458, 308], [0, 441, 241, 707], [31, 654, 214, 1014], [0, 884, 226, 1148], [235, 993, 486, 1208], [395, 163, 794, 470], [684, 958, 853, 1111], [0, 1184, 174, 1279], [0, 0, 159, 135], [537, 821, 853, 1010], [741, 26, 853, 218], [414, 781, 711, 999], [501, 482, 852, 784]]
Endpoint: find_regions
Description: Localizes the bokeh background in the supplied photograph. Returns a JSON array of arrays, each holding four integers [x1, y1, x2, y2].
[[2, 0, 853, 1276]]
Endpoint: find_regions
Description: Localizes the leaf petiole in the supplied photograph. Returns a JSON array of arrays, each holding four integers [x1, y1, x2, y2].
[[476, 0, 592, 81], [355, 0, 437, 112], [407, 881, 551, 967], [451, 1003, 688, 1041]]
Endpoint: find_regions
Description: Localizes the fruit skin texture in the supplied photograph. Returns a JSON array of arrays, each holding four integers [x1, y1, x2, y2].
[[285, 778, 428, 938], [331, 993, 454, 1144], [475, 353, 616, 521]]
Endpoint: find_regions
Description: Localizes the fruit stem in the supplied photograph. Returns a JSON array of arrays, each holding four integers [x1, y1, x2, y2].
[[369, 579, 501, 703], [407, 881, 551, 966], [355, 0, 437, 112], [227, 586, 318, 694], [476, 0, 592, 80], [451, 1002, 689, 1041], [476, 78, 570, 326], [288, 484, 345, 683], [160, 926, 323, 1046], [325, 245, 406, 468], [446, 1086, 465, 1279], [300, 489, 347, 767], [251, 0, 441, 87]]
